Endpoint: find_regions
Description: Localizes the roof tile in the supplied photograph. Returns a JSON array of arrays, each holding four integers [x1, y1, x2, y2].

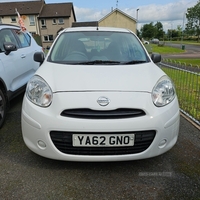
[[0, 1, 44, 16], [39, 3, 73, 18]]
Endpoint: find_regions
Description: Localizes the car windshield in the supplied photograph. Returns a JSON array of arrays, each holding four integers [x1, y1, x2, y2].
[[48, 31, 150, 65]]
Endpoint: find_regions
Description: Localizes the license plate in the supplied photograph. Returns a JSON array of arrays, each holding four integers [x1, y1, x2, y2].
[[73, 134, 135, 147]]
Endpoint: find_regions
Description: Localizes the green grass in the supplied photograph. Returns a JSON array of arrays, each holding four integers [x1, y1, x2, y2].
[[150, 44, 185, 54], [145, 43, 200, 67], [161, 67, 200, 121], [144, 42, 200, 122]]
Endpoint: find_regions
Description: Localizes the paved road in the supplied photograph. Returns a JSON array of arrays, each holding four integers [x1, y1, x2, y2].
[[163, 42, 200, 59], [0, 93, 200, 200], [161, 42, 200, 73]]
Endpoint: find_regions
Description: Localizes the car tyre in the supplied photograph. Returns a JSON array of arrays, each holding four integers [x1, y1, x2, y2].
[[0, 88, 7, 128]]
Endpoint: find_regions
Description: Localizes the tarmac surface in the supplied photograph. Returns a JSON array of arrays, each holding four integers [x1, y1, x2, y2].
[[0, 92, 199, 200], [0, 43, 199, 199]]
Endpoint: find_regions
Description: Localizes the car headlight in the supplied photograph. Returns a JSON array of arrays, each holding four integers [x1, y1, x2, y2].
[[26, 75, 52, 107], [152, 76, 176, 107]]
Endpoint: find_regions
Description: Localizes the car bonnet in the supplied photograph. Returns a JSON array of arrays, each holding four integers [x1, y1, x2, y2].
[[35, 62, 165, 93]]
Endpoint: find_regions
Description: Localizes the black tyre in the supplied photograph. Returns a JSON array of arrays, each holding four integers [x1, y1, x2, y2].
[[0, 88, 7, 128]]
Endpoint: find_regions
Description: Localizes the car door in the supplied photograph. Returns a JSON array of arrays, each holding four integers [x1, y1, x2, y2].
[[12, 29, 39, 90], [0, 28, 38, 92]]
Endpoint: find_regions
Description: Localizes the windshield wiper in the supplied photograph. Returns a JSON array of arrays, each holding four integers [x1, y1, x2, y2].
[[74, 60, 121, 65], [59, 60, 147, 65], [122, 60, 147, 65]]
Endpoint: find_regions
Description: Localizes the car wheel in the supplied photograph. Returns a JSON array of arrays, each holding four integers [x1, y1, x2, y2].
[[0, 88, 7, 128]]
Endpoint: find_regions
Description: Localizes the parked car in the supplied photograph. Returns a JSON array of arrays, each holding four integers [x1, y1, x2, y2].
[[0, 24, 43, 128], [21, 27, 180, 162], [143, 40, 149, 44], [151, 38, 159, 44]]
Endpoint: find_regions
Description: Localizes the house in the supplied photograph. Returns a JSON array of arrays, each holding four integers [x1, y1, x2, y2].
[[0, 0, 44, 35], [38, 3, 76, 48], [99, 8, 137, 33], [0, 0, 76, 48], [71, 8, 137, 34]]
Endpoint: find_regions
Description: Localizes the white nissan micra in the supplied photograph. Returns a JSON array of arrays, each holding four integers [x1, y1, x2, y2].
[[21, 27, 180, 162]]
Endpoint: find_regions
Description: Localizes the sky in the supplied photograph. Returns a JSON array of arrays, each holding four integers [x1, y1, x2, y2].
[[0, 0, 198, 31]]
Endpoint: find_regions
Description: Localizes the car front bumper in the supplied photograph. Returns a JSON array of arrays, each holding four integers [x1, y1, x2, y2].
[[21, 92, 180, 161]]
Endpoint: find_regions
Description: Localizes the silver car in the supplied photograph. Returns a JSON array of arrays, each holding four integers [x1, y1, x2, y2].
[[0, 24, 43, 128]]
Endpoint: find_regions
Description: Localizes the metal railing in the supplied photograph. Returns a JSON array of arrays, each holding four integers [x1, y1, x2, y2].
[[159, 59, 200, 126]]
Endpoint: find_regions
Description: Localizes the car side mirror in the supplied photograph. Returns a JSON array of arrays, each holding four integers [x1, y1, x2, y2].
[[34, 52, 45, 65], [4, 42, 17, 55], [151, 53, 161, 63]]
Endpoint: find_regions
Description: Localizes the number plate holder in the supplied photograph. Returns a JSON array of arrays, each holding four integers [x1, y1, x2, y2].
[[73, 134, 135, 147]]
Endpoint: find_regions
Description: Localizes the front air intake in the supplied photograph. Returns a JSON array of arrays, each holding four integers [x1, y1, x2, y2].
[[61, 108, 146, 119]]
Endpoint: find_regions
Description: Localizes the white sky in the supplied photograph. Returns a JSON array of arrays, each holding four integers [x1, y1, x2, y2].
[[0, 0, 197, 31]]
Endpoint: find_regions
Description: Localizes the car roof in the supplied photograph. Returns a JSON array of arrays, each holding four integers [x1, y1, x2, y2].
[[63, 26, 132, 33], [0, 24, 21, 30]]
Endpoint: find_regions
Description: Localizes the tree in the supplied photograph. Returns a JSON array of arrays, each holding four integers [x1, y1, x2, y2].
[[140, 21, 164, 40], [185, 0, 200, 41], [154, 21, 164, 39], [177, 25, 182, 38], [141, 22, 156, 39], [167, 29, 179, 40]]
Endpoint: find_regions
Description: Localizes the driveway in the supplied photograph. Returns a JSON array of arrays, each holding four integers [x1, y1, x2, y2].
[[0, 93, 200, 200]]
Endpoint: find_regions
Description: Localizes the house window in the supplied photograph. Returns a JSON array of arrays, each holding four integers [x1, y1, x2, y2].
[[41, 19, 46, 28], [58, 18, 64, 24], [11, 16, 17, 23], [43, 35, 53, 42], [30, 32, 36, 36], [52, 19, 57, 24], [29, 16, 35, 26], [0, 17, 2, 24]]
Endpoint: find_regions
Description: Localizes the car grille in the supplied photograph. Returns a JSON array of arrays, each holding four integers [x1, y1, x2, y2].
[[50, 130, 156, 156], [60, 108, 146, 119]]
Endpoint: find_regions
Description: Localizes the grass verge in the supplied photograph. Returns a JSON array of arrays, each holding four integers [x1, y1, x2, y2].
[[161, 67, 200, 122], [144, 44, 200, 67]]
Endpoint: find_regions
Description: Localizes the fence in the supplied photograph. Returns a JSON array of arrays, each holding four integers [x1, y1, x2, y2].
[[159, 59, 200, 126]]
